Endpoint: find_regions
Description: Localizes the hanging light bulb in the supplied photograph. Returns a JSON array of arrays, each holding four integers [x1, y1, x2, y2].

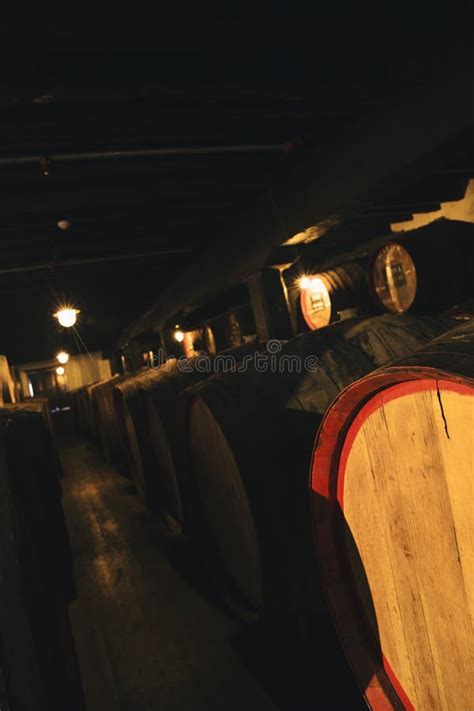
[[299, 276, 311, 290], [56, 366, 65, 376], [174, 328, 185, 343], [54, 307, 79, 328], [56, 351, 69, 364]]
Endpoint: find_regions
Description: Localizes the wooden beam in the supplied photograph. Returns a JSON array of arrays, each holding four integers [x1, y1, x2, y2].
[[0, 247, 191, 275], [248, 269, 293, 341]]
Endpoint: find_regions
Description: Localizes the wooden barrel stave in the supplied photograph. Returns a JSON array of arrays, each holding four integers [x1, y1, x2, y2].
[[311, 320, 474, 711]]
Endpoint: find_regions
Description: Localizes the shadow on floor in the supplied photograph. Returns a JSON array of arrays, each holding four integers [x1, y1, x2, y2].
[[164, 534, 231, 615], [162, 533, 366, 711], [231, 618, 366, 711]]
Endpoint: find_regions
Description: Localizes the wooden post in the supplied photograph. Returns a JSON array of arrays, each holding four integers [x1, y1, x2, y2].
[[248, 268, 293, 341]]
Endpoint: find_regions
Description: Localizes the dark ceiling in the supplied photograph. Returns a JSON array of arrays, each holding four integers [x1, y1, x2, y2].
[[0, 7, 471, 363]]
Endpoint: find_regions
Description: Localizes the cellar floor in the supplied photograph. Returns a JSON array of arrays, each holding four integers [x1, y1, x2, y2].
[[59, 427, 365, 711]]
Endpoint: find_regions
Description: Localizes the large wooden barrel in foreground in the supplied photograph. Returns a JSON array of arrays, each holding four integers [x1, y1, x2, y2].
[[311, 320, 474, 710], [0, 412, 84, 710], [186, 315, 454, 622]]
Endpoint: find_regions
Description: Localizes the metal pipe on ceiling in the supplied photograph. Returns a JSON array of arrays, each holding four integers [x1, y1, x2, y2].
[[0, 247, 192, 275], [0, 143, 289, 168]]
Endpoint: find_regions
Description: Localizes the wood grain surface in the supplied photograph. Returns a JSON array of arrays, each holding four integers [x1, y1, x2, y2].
[[343, 382, 473, 710]]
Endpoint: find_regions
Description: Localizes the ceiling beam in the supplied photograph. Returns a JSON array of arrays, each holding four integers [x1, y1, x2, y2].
[[0, 247, 192, 275], [0, 143, 287, 168]]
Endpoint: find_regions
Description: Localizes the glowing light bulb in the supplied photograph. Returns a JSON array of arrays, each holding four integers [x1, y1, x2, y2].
[[299, 276, 311, 290], [54, 308, 78, 328], [174, 329, 184, 343], [56, 366, 65, 376], [56, 351, 69, 364], [309, 277, 324, 293]]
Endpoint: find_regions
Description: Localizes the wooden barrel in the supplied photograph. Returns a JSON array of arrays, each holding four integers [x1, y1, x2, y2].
[[203, 324, 218, 354], [0, 404, 75, 602], [73, 381, 101, 436], [15, 397, 63, 481], [140, 362, 189, 530], [112, 368, 157, 500], [371, 241, 417, 314], [203, 321, 229, 354], [372, 218, 474, 315], [441, 296, 474, 322], [0, 412, 84, 710], [182, 329, 205, 358], [311, 320, 474, 711], [72, 380, 104, 438], [185, 315, 455, 622], [143, 359, 211, 532], [90, 374, 128, 467], [72, 385, 88, 433], [77, 385, 90, 433], [84, 380, 106, 440], [225, 305, 257, 348], [0, 354, 15, 405], [146, 342, 266, 534], [27, 396, 63, 479], [299, 261, 370, 330], [71, 388, 83, 431]]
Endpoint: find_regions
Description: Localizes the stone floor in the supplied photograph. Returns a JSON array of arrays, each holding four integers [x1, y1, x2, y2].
[[60, 433, 364, 710]]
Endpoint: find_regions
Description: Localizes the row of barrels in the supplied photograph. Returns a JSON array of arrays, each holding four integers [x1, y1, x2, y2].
[[165, 221, 474, 357], [0, 399, 84, 710], [75, 313, 473, 710], [294, 219, 474, 331]]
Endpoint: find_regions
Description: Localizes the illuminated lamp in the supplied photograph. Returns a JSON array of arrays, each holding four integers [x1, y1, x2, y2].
[[54, 308, 79, 328], [300, 276, 332, 330]]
